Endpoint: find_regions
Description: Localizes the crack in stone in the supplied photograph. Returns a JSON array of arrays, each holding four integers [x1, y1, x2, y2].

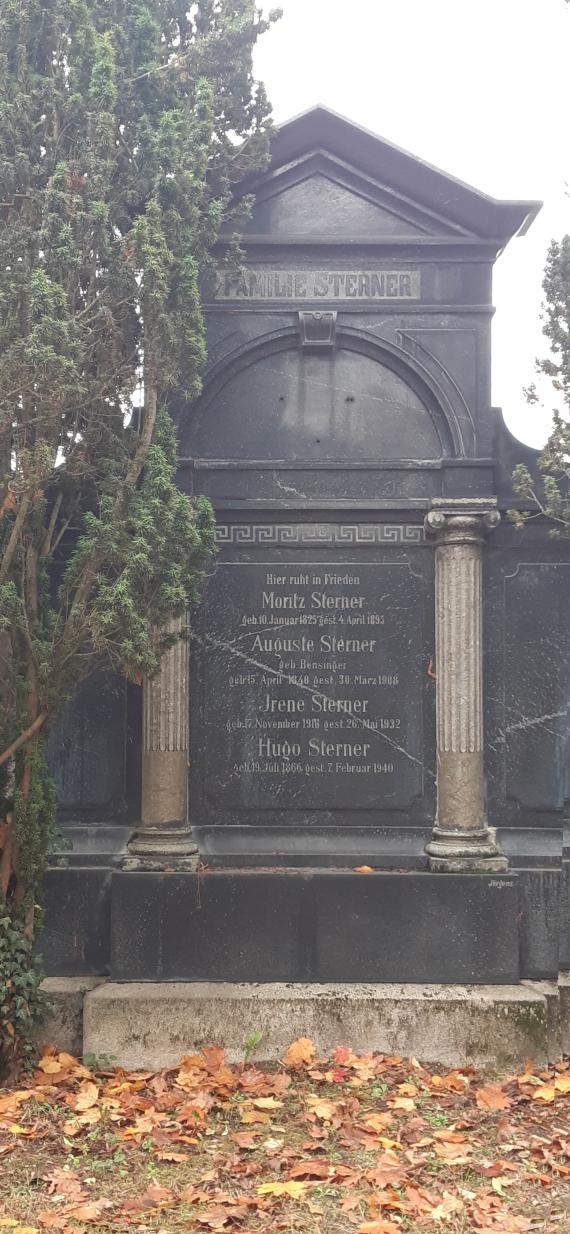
[[486, 696, 569, 746], [272, 473, 309, 500], [195, 630, 432, 777], [504, 709, 568, 735]]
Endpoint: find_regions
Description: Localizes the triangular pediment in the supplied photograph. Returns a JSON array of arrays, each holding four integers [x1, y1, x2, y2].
[[230, 107, 540, 248], [241, 152, 462, 240]]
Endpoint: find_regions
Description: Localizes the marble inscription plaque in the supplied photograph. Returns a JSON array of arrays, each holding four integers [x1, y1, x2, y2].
[[203, 561, 424, 811]]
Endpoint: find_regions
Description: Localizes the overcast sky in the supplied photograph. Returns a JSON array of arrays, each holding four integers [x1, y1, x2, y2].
[[254, 0, 569, 448]]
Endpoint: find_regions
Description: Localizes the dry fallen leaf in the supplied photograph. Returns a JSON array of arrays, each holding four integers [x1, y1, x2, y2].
[[240, 1109, 269, 1124], [195, 1209, 231, 1230], [258, 1180, 310, 1198], [357, 1222, 400, 1234], [62, 1200, 113, 1223], [282, 1037, 316, 1069], [37, 1058, 62, 1075], [1, 1041, 568, 1234], [288, 1159, 333, 1180], [76, 1107, 101, 1126], [405, 1184, 440, 1216], [231, 1131, 259, 1149], [305, 1095, 340, 1121], [430, 1190, 465, 1220], [73, 1082, 99, 1112], [475, 1084, 512, 1111], [44, 1168, 86, 1201], [56, 1052, 79, 1068], [388, 1096, 415, 1111], [531, 1085, 556, 1103], [362, 1113, 394, 1134], [0, 1091, 34, 1116], [138, 1183, 175, 1208]]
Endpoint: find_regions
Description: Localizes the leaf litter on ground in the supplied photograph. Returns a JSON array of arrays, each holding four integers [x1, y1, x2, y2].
[[0, 1040, 569, 1232]]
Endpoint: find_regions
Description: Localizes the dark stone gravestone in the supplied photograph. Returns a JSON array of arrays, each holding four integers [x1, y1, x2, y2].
[[189, 532, 432, 863], [43, 108, 570, 986]]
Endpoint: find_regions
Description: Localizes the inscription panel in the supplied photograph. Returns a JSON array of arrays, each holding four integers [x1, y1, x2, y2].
[[214, 267, 421, 301], [202, 560, 424, 812]]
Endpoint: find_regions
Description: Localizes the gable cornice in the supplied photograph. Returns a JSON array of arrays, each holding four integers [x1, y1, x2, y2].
[[234, 106, 541, 249]]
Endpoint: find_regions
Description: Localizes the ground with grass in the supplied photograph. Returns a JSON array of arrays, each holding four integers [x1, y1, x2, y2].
[[0, 1041, 569, 1233]]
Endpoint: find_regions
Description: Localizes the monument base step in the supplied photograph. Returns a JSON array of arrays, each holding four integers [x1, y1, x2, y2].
[[40, 861, 567, 984], [109, 869, 519, 984], [39, 977, 106, 1057], [76, 980, 565, 1070]]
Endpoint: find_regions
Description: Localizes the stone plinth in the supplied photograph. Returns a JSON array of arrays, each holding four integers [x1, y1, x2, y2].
[[109, 869, 519, 984]]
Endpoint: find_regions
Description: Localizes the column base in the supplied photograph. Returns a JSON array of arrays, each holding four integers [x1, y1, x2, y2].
[[426, 827, 508, 874], [124, 823, 199, 872]]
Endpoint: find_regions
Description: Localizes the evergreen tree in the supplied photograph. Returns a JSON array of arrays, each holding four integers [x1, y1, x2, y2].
[[0, 0, 278, 1072], [511, 237, 570, 531]]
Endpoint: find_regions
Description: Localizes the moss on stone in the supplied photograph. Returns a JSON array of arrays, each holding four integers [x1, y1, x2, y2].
[[511, 1002, 547, 1048]]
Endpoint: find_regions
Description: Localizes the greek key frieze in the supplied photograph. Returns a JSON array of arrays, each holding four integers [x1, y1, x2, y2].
[[215, 524, 424, 546]]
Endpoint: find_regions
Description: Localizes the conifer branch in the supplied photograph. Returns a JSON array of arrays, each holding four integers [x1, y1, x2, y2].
[[0, 492, 31, 583]]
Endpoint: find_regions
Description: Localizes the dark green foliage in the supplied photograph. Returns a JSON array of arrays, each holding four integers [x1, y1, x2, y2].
[[0, 743, 54, 1078], [0, 911, 50, 1077], [13, 743, 57, 914], [0, 0, 277, 1070], [510, 237, 570, 534]]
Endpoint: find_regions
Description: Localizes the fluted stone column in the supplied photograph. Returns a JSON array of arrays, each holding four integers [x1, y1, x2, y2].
[[425, 499, 507, 873], [125, 617, 198, 870]]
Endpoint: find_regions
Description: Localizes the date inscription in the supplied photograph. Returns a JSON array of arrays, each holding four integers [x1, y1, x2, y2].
[[203, 562, 424, 812]]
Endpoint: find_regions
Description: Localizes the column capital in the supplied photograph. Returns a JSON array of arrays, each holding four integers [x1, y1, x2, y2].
[[425, 498, 500, 546]]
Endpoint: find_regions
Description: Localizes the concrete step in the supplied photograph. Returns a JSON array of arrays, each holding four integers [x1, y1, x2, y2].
[[49, 979, 570, 1070]]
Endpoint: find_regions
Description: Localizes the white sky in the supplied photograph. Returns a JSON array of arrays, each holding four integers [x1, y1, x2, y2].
[[254, 0, 570, 448]]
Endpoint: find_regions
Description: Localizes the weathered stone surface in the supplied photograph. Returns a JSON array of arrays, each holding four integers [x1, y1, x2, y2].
[[109, 869, 520, 984], [39, 977, 105, 1056], [40, 867, 114, 977], [521, 980, 562, 1061], [517, 870, 561, 981], [425, 501, 506, 873], [126, 616, 198, 870], [83, 981, 552, 1070], [559, 972, 570, 1055]]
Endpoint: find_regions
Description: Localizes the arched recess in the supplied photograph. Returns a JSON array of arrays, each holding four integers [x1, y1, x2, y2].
[[180, 327, 465, 462]]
